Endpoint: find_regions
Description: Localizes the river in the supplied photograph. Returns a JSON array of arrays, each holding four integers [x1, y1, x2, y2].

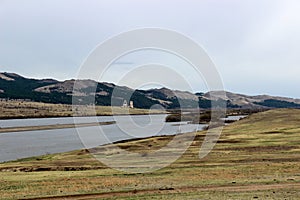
[[0, 115, 203, 162]]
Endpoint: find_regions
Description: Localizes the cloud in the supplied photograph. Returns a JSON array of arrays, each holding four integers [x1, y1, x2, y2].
[[0, 0, 299, 97], [112, 62, 135, 65]]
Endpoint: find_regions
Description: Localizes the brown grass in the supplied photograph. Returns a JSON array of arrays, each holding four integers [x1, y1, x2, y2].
[[0, 100, 166, 119], [0, 109, 299, 199]]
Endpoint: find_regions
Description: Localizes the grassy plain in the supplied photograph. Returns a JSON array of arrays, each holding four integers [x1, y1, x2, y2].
[[0, 109, 299, 199], [0, 100, 166, 119]]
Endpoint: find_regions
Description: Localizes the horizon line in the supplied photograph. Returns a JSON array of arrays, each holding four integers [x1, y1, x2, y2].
[[0, 71, 299, 99]]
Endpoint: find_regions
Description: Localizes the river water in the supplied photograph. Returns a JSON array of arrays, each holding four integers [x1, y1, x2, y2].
[[0, 115, 203, 162]]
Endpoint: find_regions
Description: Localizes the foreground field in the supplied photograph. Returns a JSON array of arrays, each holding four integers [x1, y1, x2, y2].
[[0, 101, 165, 119], [0, 109, 300, 199]]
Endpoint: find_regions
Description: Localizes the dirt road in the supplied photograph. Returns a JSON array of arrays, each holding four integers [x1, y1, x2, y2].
[[21, 182, 300, 200]]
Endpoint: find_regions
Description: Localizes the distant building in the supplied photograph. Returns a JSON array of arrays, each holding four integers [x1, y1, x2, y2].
[[121, 100, 134, 108], [122, 100, 128, 107], [129, 101, 134, 108]]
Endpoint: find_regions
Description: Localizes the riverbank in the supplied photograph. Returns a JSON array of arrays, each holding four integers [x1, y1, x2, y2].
[[0, 101, 167, 120], [0, 121, 116, 134], [0, 114, 200, 163], [0, 109, 299, 199]]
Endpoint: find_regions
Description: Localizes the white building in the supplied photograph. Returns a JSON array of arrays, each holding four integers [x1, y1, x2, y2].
[[129, 101, 134, 108], [122, 100, 128, 107]]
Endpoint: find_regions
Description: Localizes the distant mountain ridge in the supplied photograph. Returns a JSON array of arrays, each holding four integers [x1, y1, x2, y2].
[[1, 72, 300, 109]]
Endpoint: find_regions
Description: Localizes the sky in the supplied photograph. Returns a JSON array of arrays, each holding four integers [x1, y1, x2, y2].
[[0, 0, 300, 98]]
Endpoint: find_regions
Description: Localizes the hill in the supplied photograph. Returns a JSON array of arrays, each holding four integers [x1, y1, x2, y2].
[[1, 72, 300, 109], [0, 109, 299, 199]]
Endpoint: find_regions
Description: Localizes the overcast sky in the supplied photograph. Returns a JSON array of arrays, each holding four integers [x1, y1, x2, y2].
[[0, 0, 299, 98]]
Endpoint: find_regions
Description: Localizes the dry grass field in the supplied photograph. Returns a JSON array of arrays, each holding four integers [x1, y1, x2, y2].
[[0, 109, 299, 199], [0, 100, 166, 119]]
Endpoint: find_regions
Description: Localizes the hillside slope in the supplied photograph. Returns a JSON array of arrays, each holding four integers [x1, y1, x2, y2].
[[1, 72, 300, 109]]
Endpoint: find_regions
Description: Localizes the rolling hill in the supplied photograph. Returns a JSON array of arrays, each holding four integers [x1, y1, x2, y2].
[[0, 72, 300, 109]]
